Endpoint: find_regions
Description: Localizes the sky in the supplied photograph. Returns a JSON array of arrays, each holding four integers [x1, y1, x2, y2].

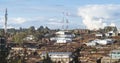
[[0, 0, 120, 30]]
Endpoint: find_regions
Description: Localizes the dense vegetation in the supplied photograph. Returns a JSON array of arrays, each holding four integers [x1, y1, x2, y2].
[[0, 26, 55, 44]]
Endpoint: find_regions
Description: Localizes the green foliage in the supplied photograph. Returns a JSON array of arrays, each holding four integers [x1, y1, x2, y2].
[[37, 26, 44, 32], [34, 31, 44, 41], [0, 26, 51, 43], [92, 48, 97, 52], [104, 26, 117, 33], [28, 26, 36, 35], [9, 59, 22, 63], [12, 32, 27, 43], [0, 29, 4, 36], [42, 53, 53, 63], [70, 46, 84, 63]]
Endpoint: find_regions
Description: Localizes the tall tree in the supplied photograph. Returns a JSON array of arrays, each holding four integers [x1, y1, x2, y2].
[[28, 26, 35, 35], [70, 45, 84, 63], [42, 53, 53, 63], [37, 26, 44, 32]]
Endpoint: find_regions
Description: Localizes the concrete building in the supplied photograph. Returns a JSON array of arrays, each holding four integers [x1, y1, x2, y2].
[[95, 33, 103, 39], [101, 50, 120, 63], [41, 52, 72, 63], [105, 31, 116, 37], [24, 35, 35, 41], [85, 39, 114, 46], [109, 50, 120, 59], [50, 31, 75, 43]]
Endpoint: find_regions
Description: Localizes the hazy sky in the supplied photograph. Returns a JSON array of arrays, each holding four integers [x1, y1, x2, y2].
[[0, 0, 120, 29]]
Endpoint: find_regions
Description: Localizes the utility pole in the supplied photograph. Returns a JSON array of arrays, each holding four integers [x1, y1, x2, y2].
[[62, 12, 69, 31]]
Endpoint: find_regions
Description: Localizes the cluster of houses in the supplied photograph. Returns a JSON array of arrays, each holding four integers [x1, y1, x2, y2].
[[6, 24, 120, 63]]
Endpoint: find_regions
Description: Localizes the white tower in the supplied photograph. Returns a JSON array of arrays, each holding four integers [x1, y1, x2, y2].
[[4, 8, 7, 35]]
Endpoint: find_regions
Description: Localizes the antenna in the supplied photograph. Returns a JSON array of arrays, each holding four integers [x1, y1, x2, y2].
[[62, 11, 69, 30]]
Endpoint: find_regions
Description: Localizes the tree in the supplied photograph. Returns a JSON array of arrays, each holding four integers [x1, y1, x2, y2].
[[69, 45, 84, 63], [42, 53, 53, 63], [12, 32, 27, 44], [8, 28, 16, 33], [37, 26, 44, 31], [104, 26, 117, 33], [0, 29, 4, 36], [96, 57, 102, 63], [28, 26, 35, 35]]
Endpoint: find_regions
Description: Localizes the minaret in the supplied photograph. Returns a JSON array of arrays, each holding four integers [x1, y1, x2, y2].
[[4, 8, 7, 36]]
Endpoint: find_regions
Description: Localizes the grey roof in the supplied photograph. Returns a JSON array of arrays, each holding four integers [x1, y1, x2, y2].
[[41, 52, 72, 56]]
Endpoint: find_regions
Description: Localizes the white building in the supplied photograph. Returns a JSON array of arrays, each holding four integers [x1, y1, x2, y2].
[[24, 35, 35, 41], [105, 31, 116, 37], [109, 50, 120, 59], [97, 39, 114, 45], [95, 33, 103, 37], [101, 50, 120, 63], [50, 31, 75, 43], [85, 39, 114, 46], [41, 52, 72, 63]]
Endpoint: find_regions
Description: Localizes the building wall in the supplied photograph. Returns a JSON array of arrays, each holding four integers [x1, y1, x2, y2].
[[41, 52, 72, 63], [101, 57, 118, 63], [51, 58, 72, 63]]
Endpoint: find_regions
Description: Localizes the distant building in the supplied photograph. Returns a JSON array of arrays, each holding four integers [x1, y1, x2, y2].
[[95, 33, 103, 39], [50, 31, 75, 43], [101, 50, 120, 63], [85, 41, 97, 46], [11, 47, 23, 51], [104, 24, 118, 37], [74, 29, 90, 34], [84, 39, 114, 46], [101, 56, 119, 63], [105, 31, 116, 37], [41, 52, 72, 63], [117, 29, 120, 36], [24, 35, 35, 41], [109, 50, 120, 59]]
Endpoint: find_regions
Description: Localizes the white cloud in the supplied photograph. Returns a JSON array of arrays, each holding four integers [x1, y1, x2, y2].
[[49, 18, 56, 22], [110, 23, 116, 27], [0, 16, 4, 24], [2, 25, 14, 29], [48, 18, 63, 25], [78, 4, 120, 30], [27, 16, 45, 21], [10, 17, 26, 24]]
